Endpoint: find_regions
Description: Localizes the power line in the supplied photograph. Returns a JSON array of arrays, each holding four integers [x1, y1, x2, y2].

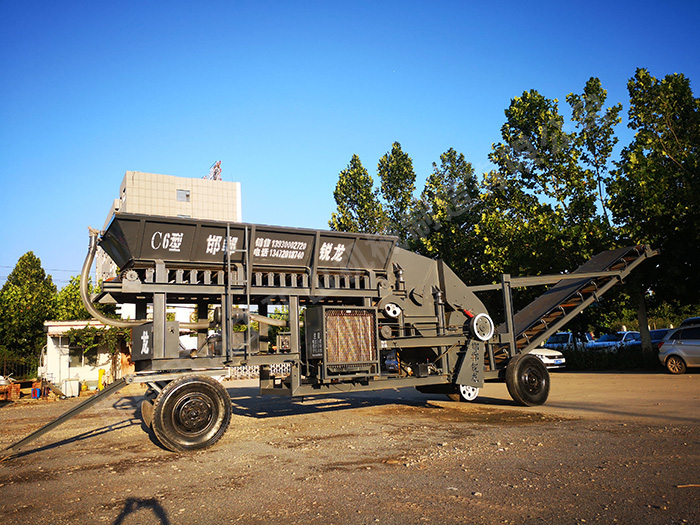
[[0, 265, 80, 272]]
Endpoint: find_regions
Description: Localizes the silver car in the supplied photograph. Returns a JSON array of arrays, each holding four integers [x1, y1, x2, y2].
[[658, 325, 700, 374]]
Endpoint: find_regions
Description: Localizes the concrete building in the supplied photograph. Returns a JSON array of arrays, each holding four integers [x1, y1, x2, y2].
[[105, 170, 242, 226]]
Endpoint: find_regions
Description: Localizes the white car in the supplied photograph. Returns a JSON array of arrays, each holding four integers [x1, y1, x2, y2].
[[530, 348, 566, 369]]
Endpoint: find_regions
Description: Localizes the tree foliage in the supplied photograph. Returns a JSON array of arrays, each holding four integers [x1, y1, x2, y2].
[[481, 78, 619, 281], [609, 68, 700, 305], [475, 169, 563, 281], [0, 252, 57, 358], [377, 142, 416, 241], [54, 275, 115, 321], [329, 145, 478, 261], [54, 276, 90, 321], [408, 148, 482, 283], [567, 77, 622, 224], [329, 154, 386, 234], [65, 325, 130, 355], [65, 324, 131, 382]]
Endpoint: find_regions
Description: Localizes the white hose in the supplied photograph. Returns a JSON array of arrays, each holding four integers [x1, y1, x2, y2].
[[80, 228, 146, 328]]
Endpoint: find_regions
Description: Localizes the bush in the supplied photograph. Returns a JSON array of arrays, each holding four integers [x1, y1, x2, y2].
[[1, 349, 38, 380]]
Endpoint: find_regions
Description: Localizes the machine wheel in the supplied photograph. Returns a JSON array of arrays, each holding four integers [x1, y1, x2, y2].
[[506, 353, 550, 406], [152, 375, 232, 452], [665, 355, 687, 374], [141, 399, 154, 428], [446, 384, 480, 402], [470, 313, 495, 342], [140, 386, 159, 428]]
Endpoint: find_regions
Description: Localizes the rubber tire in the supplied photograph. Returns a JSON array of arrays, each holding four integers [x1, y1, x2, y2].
[[152, 375, 232, 452], [140, 386, 159, 428], [141, 399, 154, 428], [666, 355, 687, 374], [506, 353, 550, 406], [446, 384, 480, 402]]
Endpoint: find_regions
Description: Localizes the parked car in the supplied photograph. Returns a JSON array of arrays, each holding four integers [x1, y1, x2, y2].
[[658, 325, 700, 374], [679, 316, 700, 327], [543, 332, 592, 352], [586, 331, 640, 353], [530, 348, 566, 369], [649, 328, 671, 352]]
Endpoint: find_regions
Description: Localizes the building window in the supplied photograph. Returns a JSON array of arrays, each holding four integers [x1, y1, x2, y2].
[[69, 347, 82, 368], [85, 347, 98, 366], [176, 189, 190, 202], [68, 346, 98, 367]]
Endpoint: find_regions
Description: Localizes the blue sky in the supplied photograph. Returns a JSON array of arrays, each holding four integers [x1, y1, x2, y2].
[[1, 0, 699, 287]]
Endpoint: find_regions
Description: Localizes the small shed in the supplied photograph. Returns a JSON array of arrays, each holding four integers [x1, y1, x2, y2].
[[41, 320, 127, 397]]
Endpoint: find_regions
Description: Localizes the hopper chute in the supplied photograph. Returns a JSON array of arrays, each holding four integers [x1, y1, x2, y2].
[[99, 213, 396, 272]]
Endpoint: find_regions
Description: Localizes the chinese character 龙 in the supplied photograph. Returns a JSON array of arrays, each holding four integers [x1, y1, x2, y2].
[[330, 244, 346, 262]]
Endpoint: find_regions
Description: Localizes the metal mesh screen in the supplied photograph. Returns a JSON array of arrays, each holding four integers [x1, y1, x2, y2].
[[325, 309, 377, 364]]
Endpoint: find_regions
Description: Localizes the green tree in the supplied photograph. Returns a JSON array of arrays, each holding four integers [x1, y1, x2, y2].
[[330, 154, 386, 234], [609, 68, 700, 305], [483, 79, 619, 279], [65, 325, 131, 382], [475, 170, 565, 281], [409, 148, 482, 282], [377, 142, 416, 241], [54, 276, 91, 321], [0, 252, 57, 359], [567, 77, 623, 225], [54, 275, 116, 321], [609, 69, 699, 365]]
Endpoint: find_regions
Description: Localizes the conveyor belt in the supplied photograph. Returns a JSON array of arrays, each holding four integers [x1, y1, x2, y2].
[[495, 245, 654, 357]]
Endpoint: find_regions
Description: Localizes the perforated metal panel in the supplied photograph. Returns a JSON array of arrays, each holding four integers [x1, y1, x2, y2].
[[325, 309, 377, 364], [305, 306, 379, 379]]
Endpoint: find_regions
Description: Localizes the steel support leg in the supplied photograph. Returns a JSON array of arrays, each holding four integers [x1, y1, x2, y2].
[[3, 378, 129, 456]]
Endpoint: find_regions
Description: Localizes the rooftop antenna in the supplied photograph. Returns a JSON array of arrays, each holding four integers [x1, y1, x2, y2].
[[205, 161, 222, 180]]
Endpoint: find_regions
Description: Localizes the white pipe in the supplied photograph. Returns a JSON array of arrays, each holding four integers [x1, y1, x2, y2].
[[250, 313, 287, 327], [80, 228, 143, 328]]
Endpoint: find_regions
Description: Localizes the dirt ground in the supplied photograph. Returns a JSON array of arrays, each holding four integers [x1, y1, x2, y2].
[[1, 370, 698, 524]]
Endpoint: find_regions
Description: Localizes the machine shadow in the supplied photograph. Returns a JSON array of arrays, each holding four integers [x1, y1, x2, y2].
[[7, 418, 142, 460], [223, 384, 516, 419]]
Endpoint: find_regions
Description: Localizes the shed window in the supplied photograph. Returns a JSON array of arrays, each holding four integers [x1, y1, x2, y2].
[[68, 346, 98, 367], [69, 347, 82, 368]]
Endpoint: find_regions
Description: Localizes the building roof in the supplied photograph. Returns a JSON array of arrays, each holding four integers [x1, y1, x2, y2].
[[44, 320, 107, 336]]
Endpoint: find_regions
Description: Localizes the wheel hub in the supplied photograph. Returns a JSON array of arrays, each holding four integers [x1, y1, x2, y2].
[[174, 394, 213, 433], [522, 367, 543, 394], [458, 384, 479, 401]]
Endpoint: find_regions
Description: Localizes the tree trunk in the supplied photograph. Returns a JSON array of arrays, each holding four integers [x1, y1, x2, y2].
[[634, 286, 653, 368]]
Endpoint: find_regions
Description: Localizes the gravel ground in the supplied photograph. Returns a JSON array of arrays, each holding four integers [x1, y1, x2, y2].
[[0, 371, 698, 524]]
